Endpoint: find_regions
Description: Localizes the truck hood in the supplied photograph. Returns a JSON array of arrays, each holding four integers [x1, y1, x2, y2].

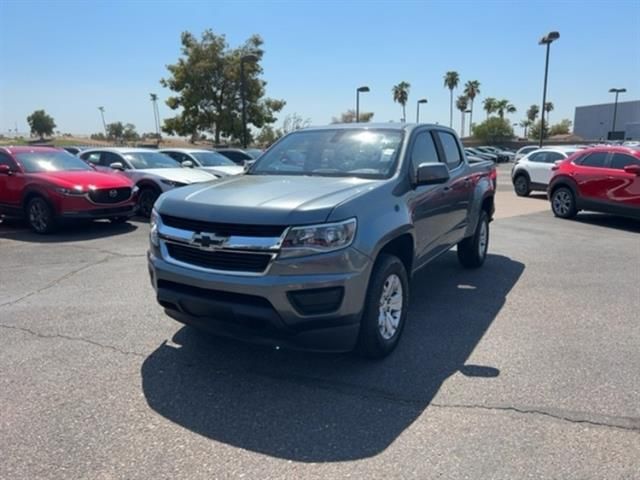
[[142, 168, 215, 184], [156, 174, 379, 225], [199, 165, 245, 177]]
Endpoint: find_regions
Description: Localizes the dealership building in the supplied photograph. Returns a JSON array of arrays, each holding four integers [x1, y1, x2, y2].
[[573, 100, 640, 140]]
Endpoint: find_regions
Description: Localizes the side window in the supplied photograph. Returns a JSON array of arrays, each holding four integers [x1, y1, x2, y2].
[[580, 152, 608, 168], [527, 152, 544, 163], [544, 152, 565, 163], [410, 131, 439, 171], [435, 131, 462, 169], [82, 152, 102, 166], [0, 152, 17, 168], [610, 153, 640, 170], [164, 151, 182, 162], [101, 152, 125, 168]]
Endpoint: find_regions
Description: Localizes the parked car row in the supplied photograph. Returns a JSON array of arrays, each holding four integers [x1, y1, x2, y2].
[[0, 145, 262, 232]]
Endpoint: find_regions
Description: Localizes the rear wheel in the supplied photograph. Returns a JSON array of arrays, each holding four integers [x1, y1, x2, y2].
[[27, 197, 56, 234], [137, 187, 159, 218], [514, 175, 530, 197], [457, 211, 489, 269], [356, 254, 409, 359], [551, 187, 577, 219]]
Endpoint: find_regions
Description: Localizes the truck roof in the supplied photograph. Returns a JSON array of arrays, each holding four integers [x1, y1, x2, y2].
[[302, 122, 447, 133]]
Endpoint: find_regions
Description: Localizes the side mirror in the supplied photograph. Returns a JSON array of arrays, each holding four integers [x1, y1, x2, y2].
[[110, 162, 124, 171], [416, 162, 450, 186], [181, 160, 194, 168], [0, 164, 12, 175], [623, 164, 640, 175]]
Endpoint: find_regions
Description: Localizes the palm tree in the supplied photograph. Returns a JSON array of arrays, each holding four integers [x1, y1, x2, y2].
[[392, 81, 411, 122], [443, 71, 460, 128], [519, 119, 531, 138], [483, 97, 497, 119], [526, 104, 540, 123], [463, 80, 480, 132], [456, 95, 468, 137], [495, 99, 516, 119], [544, 101, 554, 124]]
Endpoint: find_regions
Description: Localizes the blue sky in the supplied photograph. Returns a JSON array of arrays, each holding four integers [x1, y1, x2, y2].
[[1, 0, 639, 137]]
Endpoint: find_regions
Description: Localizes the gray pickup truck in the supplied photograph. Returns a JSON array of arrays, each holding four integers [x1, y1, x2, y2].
[[148, 124, 496, 358]]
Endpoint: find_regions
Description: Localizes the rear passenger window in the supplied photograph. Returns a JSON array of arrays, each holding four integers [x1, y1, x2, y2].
[[528, 152, 544, 163], [410, 131, 439, 171], [436, 132, 462, 169], [610, 153, 640, 170], [580, 152, 608, 168], [544, 152, 565, 163]]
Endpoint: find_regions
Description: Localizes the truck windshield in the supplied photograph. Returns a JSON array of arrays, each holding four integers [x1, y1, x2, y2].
[[250, 129, 403, 179], [16, 151, 93, 172]]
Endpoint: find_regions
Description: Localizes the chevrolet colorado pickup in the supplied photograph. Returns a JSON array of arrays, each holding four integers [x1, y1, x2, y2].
[[148, 124, 496, 358]]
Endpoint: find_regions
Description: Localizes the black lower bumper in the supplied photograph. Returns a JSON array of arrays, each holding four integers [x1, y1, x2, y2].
[[60, 205, 136, 219], [156, 282, 361, 353]]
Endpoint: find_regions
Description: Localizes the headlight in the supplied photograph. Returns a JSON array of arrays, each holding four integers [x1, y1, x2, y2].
[[149, 208, 159, 247], [161, 179, 187, 187], [55, 186, 85, 196], [280, 218, 357, 258]]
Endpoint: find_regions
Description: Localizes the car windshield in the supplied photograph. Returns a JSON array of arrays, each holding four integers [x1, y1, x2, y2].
[[122, 151, 180, 169], [191, 151, 236, 167], [250, 129, 403, 179], [16, 150, 93, 173]]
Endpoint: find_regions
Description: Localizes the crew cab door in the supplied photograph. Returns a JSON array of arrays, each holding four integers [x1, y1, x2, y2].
[[0, 152, 24, 214]]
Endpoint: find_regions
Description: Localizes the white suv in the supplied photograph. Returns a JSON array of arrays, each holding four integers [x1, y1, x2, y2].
[[511, 146, 582, 196]]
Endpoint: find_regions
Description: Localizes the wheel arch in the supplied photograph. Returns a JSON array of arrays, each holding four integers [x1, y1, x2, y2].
[[373, 231, 415, 277]]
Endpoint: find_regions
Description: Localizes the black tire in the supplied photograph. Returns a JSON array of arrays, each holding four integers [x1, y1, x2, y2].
[[137, 187, 159, 218], [458, 210, 489, 269], [110, 216, 130, 224], [513, 174, 530, 197], [550, 187, 578, 219], [27, 197, 57, 234], [356, 254, 409, 359]]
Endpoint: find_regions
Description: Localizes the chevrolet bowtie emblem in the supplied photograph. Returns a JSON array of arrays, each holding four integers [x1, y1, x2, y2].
[[190, 232, 228, 249]]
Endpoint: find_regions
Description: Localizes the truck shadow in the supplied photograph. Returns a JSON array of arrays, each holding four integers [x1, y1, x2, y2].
[[141, 252, 524, 462]]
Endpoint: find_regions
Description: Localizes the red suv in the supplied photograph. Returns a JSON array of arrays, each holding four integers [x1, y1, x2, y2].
[[0, 146, 138, 233], [548, 146, 640, 220]]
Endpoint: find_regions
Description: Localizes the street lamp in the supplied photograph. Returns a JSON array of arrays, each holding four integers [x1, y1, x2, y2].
[[356, 86, 370, 122], [98, 106, 107, 137], [538, 31, 560, 148], [608, 87, 626, 135], [416, 98, 428, 123], [240, 53, 259, 148], [464, 109, 472, 137], [150, 93, 160, 140]]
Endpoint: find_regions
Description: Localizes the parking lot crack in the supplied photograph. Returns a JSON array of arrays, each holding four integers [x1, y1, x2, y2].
[[0, 257, 112, 309], [0, 323, 146, 358]]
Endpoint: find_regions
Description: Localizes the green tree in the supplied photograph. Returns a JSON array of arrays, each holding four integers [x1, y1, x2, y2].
[[443, 71, 459, 128], [161, 30, 285, 144], [26, 110, 56, 140], [281, 113, 311, 133], [331, 109, 374, 123], [456, 95, 469, 137], [256, 125, 279, 146], [123, 123, 139, 142], [495, 99, 516, 119], [549, 119, 572, 136], [519, 119, 532, 138], [463, 80, 480, 131], [528, 120, 549, 140], [106, 122, 125, 141], [472, 117, 514, 144], [544, 101, 554, 124], [392, 81, 411, 122], [482, 97, 497, 119], [526, 104, 540, 122]]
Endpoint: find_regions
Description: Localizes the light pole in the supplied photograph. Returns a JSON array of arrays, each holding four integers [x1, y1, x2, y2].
[[463, 109, 471, 137], [240, 54, 259, 148], [356, 86, 370, 122], [150, 93, 160, 140], [608, 88, 626, 136], [98, 106, 107, 137], [416, 98, 427, 123], [538, 31, 560, 148]]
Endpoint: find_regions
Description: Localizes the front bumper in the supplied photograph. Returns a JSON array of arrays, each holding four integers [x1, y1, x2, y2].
[[148, 246, 372, 352], [60, 204, 136, 219]]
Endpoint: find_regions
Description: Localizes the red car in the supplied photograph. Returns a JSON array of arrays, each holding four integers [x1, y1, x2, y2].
[[0, 146, 138, 233], [548, 146, 640, 220]]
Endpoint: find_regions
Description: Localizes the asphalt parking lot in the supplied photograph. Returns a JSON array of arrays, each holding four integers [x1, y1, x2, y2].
[[1, 164, 639, 479]]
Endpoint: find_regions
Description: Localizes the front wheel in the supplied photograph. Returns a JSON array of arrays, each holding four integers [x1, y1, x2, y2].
[[551, 187, 577, 219], [27, 197, 56, 234], [457, 211, 489, 269], [514, 175, 530, 197], [356, 254, 409, 359], [137, 187, 159, 218]]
